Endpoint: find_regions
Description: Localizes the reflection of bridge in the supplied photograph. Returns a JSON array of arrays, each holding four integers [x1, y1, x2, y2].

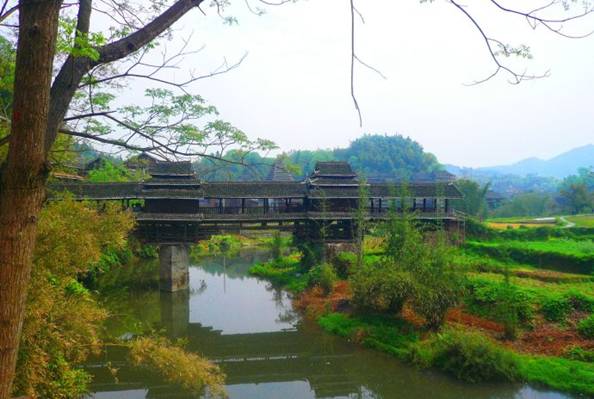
[[50, 161, 464, 291], [85, 287, 370, 399]]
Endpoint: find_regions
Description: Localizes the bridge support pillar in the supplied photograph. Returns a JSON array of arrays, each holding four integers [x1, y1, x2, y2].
[[159, 244, 189, 292]]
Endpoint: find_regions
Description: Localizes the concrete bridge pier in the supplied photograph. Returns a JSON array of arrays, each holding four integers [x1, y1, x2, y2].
[[159, 244, 190, 292]]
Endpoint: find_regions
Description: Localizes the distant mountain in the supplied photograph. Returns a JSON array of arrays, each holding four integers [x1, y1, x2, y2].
[[447, 144, 594, 179]]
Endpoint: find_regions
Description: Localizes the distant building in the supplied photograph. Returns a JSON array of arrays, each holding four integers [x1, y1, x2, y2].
[[125, 152, 159, 172], [486, 190, 506, 209], [266, 159, 295, 182]]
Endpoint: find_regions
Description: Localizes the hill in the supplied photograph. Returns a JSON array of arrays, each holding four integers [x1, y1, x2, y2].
[[477, 144, 594, 179]]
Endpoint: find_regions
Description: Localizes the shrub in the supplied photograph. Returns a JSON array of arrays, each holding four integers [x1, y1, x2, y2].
[[566, 291, 594, 312], [308, 263, 337, 294], [410, 237, 465, 330], [332, 251, 356, 278], [409, 328, 519, 383], [577, 315, 594, 339], [541, 296, 572, 322], [565, 346, 594, 362], [350, 263, 412, 314], [270, 231, 283, 261]]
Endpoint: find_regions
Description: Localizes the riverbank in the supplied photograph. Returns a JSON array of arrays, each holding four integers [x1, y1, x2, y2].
[[248, 231, 594, 397]]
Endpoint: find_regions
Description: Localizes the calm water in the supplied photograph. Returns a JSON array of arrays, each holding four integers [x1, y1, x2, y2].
[[86, 251, 577, 399]]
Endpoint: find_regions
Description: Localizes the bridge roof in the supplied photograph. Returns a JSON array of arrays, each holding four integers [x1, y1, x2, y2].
[[203, 182, 305, 198], [48, 181, 462, 200]]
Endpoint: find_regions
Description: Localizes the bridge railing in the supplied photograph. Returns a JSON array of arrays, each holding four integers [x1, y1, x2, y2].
[[189, 206, 461, 218], [198, 206, 305, 215]]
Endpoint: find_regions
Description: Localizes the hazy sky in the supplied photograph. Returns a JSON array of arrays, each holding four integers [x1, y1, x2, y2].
[[109, 0, 594, 167]]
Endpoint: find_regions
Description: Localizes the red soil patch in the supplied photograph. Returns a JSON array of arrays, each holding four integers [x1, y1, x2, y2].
[[508, 316, 594, 356], [446, 308, 505, 333], [400, 304, 426, 329], [293, 281, 352, 318]]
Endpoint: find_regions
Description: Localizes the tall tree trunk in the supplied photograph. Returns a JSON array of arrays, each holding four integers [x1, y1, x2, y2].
[[0, 1, 62, 398]]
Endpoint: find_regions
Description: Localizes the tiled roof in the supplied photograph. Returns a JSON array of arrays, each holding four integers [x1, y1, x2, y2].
[[312, 161, 356, 177], [266, 160, 294, 182]]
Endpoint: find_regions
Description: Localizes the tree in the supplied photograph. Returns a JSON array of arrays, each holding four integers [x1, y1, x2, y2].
[[0, 1, 274, 395], [454, 179, 491, 218], [559, 182, 593, 214]]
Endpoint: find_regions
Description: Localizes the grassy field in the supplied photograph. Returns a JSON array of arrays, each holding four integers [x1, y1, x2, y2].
[[487, 214, 594, 229], [565, 214, 594, 228]]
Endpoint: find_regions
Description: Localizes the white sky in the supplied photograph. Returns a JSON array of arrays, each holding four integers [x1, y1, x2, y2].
[[108, 0, 594, 167]]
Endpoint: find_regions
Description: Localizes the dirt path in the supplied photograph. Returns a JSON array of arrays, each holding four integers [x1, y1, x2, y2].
[[559, 216, 576, 228]]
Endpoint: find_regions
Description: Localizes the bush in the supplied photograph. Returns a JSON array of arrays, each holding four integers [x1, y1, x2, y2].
[[409, 328, 519, 383], [465, 278, 534, 329], [565, 346, 594, 362], [541, 296, 572, 322], [350, 263, 412, 314], [332, 251, 356, 278], [566, 291, 594, 312], [270, 231, 283, 261], [577, 315, 594, 339], [308, 263, 337, 294], [410, 238, 465, 330]]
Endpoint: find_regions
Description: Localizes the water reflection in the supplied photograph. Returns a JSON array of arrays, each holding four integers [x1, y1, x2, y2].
[[87, 250, 576, 399]]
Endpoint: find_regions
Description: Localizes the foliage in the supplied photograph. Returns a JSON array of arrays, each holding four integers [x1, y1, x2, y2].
[[87, 159, 146, 182], [350, 263, 412, 314], [129, 337, 226, 398], [196, 134, 441, 181], [331, 251, 357, 279], [248, 254, 309, 292], [464, 278, 534, 328], [518, 355, 594, 396], [269, 231, 284, 261], [308, 264, 338, 294], [13, 198, 133, 398], [318, 313, 417, 360], [409, 328, 519, 383], [565, 346, 594, 362], [333, 134, 441, 179], [541, 296, 572, 322], [490, 192, 555, 218], [409, 234, 466, 330], [577, 314, 594, 339], [465, 239, 594, 274], [453, 179, 490, 217]]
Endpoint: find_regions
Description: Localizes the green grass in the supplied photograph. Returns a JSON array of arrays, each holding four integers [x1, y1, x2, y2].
[[248, 255, 310, 292], [486, 216, 558, 225], [465, 239, 594, 274], [318, 313, 594, 395], [318, 313, 417, 360], [565, 214, 594, 228], [468, 273, 594, 306], [518, 355, 594, 396]]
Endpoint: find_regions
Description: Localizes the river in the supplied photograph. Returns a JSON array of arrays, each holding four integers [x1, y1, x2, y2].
[[86, 250, 577, 399]]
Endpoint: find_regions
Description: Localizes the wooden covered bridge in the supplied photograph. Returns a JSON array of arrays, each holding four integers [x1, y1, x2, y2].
[[50, 160, 464, 291]]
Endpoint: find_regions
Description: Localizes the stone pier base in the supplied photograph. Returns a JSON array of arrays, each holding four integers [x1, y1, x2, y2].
[[159, 244, 189, 292]]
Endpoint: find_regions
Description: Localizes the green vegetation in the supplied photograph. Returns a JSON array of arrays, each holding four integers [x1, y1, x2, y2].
[[318, 313, 417, 360], [464, 239, 594, 274], [518, 356, 594, 396], [249, 254, 310, 293], [196, 134, 442, 181], [577, 315, 594, 339], [409, 328, 519, 383], [566, 214, 594, 228], [12, 199, 225, 398]]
